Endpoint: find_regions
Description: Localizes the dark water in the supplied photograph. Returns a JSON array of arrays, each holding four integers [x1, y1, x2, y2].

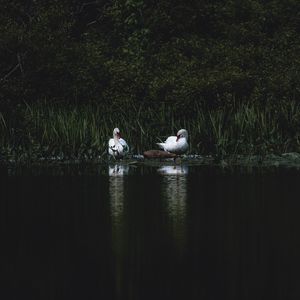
[[1, 164, 300, 300]]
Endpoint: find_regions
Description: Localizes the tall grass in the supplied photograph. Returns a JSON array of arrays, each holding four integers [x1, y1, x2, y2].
[[1, 100, 300, 160]]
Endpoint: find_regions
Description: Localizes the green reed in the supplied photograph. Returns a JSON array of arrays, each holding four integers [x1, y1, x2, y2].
[[1, 100, 300, 160]]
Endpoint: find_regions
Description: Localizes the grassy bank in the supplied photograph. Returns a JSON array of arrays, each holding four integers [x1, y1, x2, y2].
[[1, 101, 300, 161]]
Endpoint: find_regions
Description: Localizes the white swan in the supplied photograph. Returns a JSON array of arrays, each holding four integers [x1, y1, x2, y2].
[[157, 129, 188, 154], [108, 128, 129, 159]]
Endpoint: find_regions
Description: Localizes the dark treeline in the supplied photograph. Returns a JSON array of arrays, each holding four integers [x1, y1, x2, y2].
[[1, 0, 300, 111]]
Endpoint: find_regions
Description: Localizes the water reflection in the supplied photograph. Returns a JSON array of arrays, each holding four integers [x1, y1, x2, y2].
[[108, 164, 128, 299], [108, 164, 129, 177], [109, 164, 128, 220], [158, 165, 188, 175], [158, 165, 188, 256], [4, 165, 300, 299]]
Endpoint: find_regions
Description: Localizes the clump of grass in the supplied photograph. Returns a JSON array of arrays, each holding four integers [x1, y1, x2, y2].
[[196, 102, 300, 158], [1, 100, 300, 161]]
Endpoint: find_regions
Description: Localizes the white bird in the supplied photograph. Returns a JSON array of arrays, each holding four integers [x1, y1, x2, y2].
[[108, 128, 129, 159], [157, 129, 189, 155]]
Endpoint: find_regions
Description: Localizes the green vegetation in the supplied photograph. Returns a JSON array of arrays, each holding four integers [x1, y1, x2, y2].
[[1, 101, 300, 161], [0, 1, 300, 161]]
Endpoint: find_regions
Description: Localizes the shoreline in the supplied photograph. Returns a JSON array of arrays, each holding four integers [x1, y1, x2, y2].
[[1, 152, 300, 169]]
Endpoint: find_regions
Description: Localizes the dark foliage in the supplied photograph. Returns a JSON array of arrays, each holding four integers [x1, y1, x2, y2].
[[0, 0, 299, 111]]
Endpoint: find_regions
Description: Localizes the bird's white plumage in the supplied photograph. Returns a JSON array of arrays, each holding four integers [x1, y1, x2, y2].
[[108, 128, 129, 159], [157, 129, 188, 154]]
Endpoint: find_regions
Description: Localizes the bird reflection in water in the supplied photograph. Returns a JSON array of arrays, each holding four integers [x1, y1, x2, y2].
[[109, 164, 129, 219], [108, 164, 128, 299], [158, 165, 188, 256]]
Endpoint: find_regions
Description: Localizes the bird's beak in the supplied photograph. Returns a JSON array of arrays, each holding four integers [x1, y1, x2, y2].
[[117, 133, 121, 139], [176, 135, 179, 142]]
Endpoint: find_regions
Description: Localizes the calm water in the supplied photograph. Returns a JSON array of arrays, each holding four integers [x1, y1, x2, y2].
[[1, 164, 300, 300]]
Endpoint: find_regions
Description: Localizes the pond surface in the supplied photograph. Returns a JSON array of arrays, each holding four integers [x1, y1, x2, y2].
[[1, 163, 300, 300]]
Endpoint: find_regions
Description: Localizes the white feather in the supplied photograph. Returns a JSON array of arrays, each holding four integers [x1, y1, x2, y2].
[[157, 129, 188, 154]]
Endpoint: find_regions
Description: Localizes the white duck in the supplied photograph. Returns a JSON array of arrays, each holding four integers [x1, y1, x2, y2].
[[108, 128, 129, 159], [157, 129, 189, 155]]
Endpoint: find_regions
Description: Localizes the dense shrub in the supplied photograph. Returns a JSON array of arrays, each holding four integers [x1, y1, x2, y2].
[[0, 0, 299, 111]]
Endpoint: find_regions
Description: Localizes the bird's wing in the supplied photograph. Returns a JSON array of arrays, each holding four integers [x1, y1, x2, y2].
[[108, 138, 117, 155], [119, 138, 129, 153], [157, 142, 165, 149], [165, 136, 177, 144], [157, 136, 176, 151], [108, 138, 115, 148]]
